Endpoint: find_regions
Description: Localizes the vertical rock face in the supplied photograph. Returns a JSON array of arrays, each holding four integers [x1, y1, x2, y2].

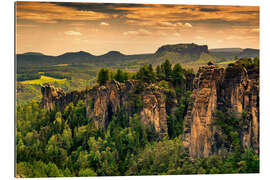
[[86, 80, 122, 129], [183, 64, 224, 158], [85, 80, 168, 135], [218, 62, 259, 154], [41, 84, 65, 110], [41, 84, 87, 111], [41, 60, 259, 157], [140, 85, 167, 135], [183, 61, 259, 158]]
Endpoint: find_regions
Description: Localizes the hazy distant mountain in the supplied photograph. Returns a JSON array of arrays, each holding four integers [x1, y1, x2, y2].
[[57, 51, 95, 64], [140, 43, 216, 65], [22, 52, 45, 56], [17, 50, 153, 67], [155, 43, 208, 56], [99, 51, 126, 58], [209, 48, 259, 60], [209, 48, 243, 53], [16, 44, 259, 68]]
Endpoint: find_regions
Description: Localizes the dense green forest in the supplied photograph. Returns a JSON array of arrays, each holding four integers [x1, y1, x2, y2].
[[16, 59, 259, 177]]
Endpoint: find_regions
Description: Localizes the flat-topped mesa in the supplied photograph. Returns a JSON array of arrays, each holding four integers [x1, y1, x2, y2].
[[155, 43, 209, 56], [183, 61, 259, 158]]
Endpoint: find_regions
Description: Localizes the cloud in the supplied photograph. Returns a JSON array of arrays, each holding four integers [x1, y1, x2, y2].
[[121, 5, 259, 28], [217, 40, 224, 43], [250, 28, 259, 33], [100, 22, 109, 26], [16, 24, 38, 28], [69, 22, 86, 26], [184, 23, 192, 28], [156, 21, 192, 30], [64, 30, 82, 36], [123, 29, 151, 36], [173, 33, 181, 37], [226, 35, 242, 40], [16, 2, 109, 24], [53, 2, 152, 15], [199, 8, 221, 12], [195, 36, 204, 40]]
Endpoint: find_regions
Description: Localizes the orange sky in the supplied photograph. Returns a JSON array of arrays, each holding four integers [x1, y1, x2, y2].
[[16, 2, 259, 56]]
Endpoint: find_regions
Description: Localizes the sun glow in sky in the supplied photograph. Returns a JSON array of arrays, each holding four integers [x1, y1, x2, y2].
[[16, 2, 259, 56]]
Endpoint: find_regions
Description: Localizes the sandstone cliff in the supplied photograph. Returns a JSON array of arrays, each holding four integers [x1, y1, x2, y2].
[[85, 80, 168, 135], [41, 80, 168, 135], [183, 60, 259, 158], [41, 60, 259, 158], [41, 84, 87, 111], [183, 63, 224, 158]]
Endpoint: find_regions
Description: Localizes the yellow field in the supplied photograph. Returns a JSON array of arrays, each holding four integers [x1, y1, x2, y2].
[[53, 64, 69, 67], [20, 75, 66, 85], [218, 60, 236, 65]]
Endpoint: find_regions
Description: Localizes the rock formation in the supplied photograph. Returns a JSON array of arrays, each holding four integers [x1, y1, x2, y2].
[[42, 80, 168, 135], [41, 60, 259, 158], [183, 64, 224, 158], [183, 60, 259, 158], [41, 84, 87, 111], [86, 80, 168, 135]]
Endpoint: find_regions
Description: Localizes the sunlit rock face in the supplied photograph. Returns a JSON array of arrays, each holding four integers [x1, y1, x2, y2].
[[41, 60, 259, 158], [41, 84, 86, 111], [183, 61, 259, 158], [41, 84, 65, 111], [218, 62, 259, 155], [86, 80, 168, 135], [41, 80, 169, 136], [183, 63, 224, 158]]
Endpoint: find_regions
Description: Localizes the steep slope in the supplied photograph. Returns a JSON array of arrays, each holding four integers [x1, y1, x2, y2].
[[41, 80, 169, 136], [40, 59, 259, 158], [183, 62, 224, 158], [183, 60, 259, 158]]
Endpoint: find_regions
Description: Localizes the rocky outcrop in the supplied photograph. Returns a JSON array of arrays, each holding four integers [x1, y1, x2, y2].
[[42, 80, 169, 135], [183, 61, 259, 158], [183, 63, 224, 158], [86, 80, 168, 135], [41, 84, 65, 110], [85, 80, 123, 129], [41, 60, 259, 157], [41, 84, 87, 111], [218, 62, 259, 154], [140, 85, 167, 135]]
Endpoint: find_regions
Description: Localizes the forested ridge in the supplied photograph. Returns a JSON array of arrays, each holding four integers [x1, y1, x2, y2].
[[16, 59, 259, 177]]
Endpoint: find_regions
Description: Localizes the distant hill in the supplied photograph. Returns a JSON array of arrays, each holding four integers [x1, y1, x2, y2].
[[57, 51, 95, 64], [209, 48, 243, 53], [17, 50, 153, 67], [22, 52, 45, 56], [155, 43, 208, 59], [139, 43, 215, 65], [99, 51, 126, 58], [209, 48, 259, 61], [17, 44, 259, 68]]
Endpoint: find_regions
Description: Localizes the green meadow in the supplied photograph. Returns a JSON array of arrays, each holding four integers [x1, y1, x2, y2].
[[20, 75, 67, 85]]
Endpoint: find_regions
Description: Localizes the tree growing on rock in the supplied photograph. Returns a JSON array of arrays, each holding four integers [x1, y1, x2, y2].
[[97, 68, 109, 85]]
